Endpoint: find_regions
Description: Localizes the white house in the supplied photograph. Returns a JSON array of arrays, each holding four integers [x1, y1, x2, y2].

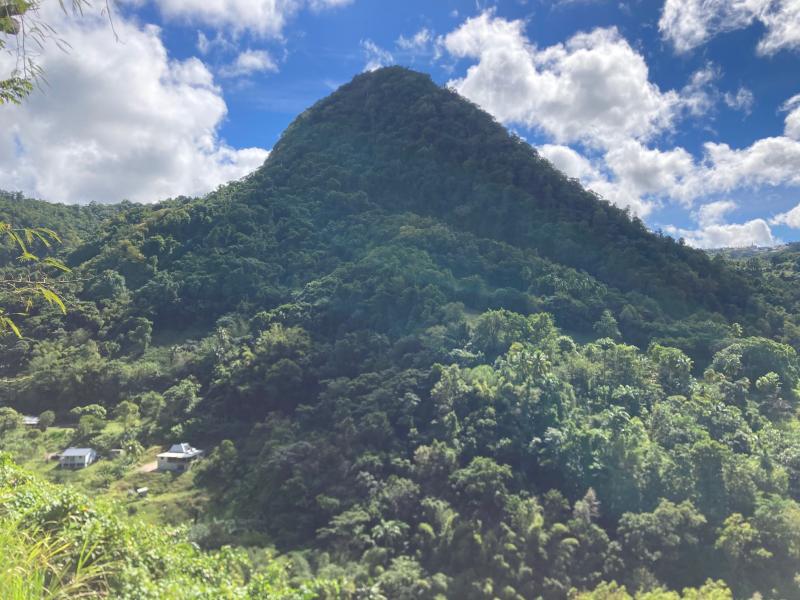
[[59, 448, 97, 469], [23, 415, 39, 426], [157, 443, 203, 472]]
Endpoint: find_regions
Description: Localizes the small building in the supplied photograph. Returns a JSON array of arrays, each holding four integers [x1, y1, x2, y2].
[[22, 415, 40, 427], [59, 448, 97, 469], [157, 443, 203, 472], [110, 448, 125, 458]]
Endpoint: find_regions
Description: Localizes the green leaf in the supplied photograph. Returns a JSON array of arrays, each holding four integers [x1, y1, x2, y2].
[[0, 316, 21, 338], [42, 257, 71, 272], [38, 287, 67, 314], [36, 227, 62, 244]]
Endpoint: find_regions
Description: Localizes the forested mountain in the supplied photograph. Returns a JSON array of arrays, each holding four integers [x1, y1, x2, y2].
[[2, 67, 800, 598], [0, 190, 124, 249]]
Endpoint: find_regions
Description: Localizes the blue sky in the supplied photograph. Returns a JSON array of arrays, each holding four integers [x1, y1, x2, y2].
[[1, 0, 800, 248]]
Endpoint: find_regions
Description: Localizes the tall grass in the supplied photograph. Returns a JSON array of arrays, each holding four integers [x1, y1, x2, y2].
[[0, 518, 109, 599]]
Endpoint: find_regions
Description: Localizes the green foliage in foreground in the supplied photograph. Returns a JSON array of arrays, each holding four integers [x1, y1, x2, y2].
[[0, 452, 738, 599], [0, 454, 345, 599]]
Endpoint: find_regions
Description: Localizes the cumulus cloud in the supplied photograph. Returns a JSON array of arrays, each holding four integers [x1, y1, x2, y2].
[[604, 141, 695, 199], [695, 137, 800, 193], [0, 6, 269, 204], [438, 13, 732, 214], [693, 199, 737, 227], [539, 144, 600, 180], [443, 13, 679, 149], [666, 219, 776, 248], [642, 94, 800, 201], [667, 199, 777, 248], [361, 39, 394, 71], [538, 143, 664, 216], [439, 13, 800, 219], [140, 0, 353, 38], [771, 202, 800, 227], [783, 93, 800, 139], [659, 0, 800, 55], [220, 49, 279, 77]]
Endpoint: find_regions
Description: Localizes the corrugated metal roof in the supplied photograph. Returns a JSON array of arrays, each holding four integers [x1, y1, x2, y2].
[[61, 447, 94, 457], [158, 442, 202, 458]]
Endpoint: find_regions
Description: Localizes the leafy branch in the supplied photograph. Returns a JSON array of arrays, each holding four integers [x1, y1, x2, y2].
[[1, 0, 116, 104], [0, 220, 70, 336]]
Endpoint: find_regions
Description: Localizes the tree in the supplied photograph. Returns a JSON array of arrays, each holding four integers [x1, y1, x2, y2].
[[163, 379, 200, 417], [712, 337, 799, 405], [648, 344, 693, 397], [139, 391, 165, 421], [594, 310, 621, 341], [0, 406, 22, 432], [196, 439, 238, 494], [76, 413, 104, 439], [755, 372, 790, 418], [617, 500, 707, 589], [37, 409, 55, 431], [70, 404, 107, 420], [125, 317, 152, 354], [450, 456, 511, 519], [111, 400, 139, 424]]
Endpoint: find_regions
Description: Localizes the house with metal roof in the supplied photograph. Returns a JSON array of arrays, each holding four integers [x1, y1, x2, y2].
[[157, 443, 203, 472], [59, 447, 97, 469]]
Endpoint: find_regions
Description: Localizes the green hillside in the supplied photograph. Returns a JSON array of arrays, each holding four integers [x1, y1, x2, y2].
[[2, 67, 800, 598]]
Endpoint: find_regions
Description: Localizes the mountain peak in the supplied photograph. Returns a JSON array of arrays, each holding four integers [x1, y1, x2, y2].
[[259, 68, 749, 322]]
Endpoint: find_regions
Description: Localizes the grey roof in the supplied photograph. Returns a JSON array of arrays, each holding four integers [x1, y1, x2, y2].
[[23, 415, 40, 425], [158, 442, 202, 458], [169, 443, 193, 454], [61, 447, 95, 457]]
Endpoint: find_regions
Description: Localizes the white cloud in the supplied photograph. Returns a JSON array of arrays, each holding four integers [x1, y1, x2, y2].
[[361, 39, 394, 71], [783, 93, 800, 139], [397, 28, 433, 51], [584, 178, 656, 216], [696, 137, 800, 193], [539, 144, 599, 180], [680, 63, 720, 117], [604, 140, 695, 198], [771, 202, 800, 227], [443, 13, 680, 149], [659, 0, 800, 55], [197, 31, 211, 54], [693, 199, 737, 226], [538, 143, 660, 216], [436, 13, 747, 215], [0, 6, 269, 204], [220, 49, 279, 77], [666, 219, 776, 248], [654, 95, 800, 200], [664, 200, 778, 249], [308, 0, 353, 9], [440, 13, 800, 219], [724, 87, 755, 114], [142, 0, 353, 38], [196, 31, 234, 55]]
